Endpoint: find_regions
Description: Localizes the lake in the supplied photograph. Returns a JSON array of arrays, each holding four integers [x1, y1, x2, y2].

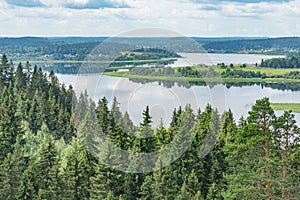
[[168, 53, 285, 67], [52, 53, 299, 126], [56, 73, 300, 126], [40, 53, 285, 74]]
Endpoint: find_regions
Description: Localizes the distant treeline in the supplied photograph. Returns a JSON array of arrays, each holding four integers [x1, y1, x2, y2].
[[203, 37, 300, 55], [261, 56, 300, 68], [0, 42, 133, 61], [2, 36, 300, 61], [129, 66, 285, 79], [114, 48, 179, 62]]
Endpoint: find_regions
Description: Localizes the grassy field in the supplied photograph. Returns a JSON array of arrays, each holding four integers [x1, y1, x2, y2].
[[215, 66, 300, 76], [174, 65, 300, 77], [103, 71, 300, 83], [270, 103, 300, 112], [26, 59, 300, 78], [103, 63, 300, 83]]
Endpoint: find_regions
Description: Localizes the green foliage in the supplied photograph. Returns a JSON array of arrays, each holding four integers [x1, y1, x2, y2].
[[63, 139, 91, 200], [0, 54, 299, 200], [34, 136, 61, 199], [176, 182, 193, 200], [97, 97, 110, 134], [0, 153, 20, 200], [262, 56, 300, 68]]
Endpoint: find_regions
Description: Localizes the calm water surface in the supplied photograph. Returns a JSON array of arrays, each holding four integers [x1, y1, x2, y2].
[[54, 53, 298, 126], [169, 53, 285, 66], [57, 74, 300, 126]]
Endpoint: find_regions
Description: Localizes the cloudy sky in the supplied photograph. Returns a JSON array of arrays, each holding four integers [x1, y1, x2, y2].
[[0, 0, 299, 37]]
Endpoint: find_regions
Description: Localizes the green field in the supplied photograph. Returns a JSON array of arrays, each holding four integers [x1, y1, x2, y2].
[[215, 66, 300, 76], [103, 71, 300, 83], [270, 103, 300, 112]]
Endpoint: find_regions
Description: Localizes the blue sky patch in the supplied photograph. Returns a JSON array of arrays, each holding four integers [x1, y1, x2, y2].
[[193, 0, 289, 3], [65, 0, 129, 9], [5, 0, 44, 7]]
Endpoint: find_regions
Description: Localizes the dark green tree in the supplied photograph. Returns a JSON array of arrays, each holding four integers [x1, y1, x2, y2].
[[0, 85, 22, 162], [63, 139, 91, 200], [97, 97, 110, 134], [111, 97, 123, 124], [175, 182, 193, 200], [0, 54, 9, 85], [224, 98, 276, 199], [0, 153, 20, 200], [138, 175, 154, 200], [206, 182, 222, 200], [28, 90, 45, 134], [140, 105, 152, 127], [0, 135, 26, 200], [14, 62, 26, 90], [17, 165, 37, 200], [34, 136, 61, 199], [273, 111, 300, 199]]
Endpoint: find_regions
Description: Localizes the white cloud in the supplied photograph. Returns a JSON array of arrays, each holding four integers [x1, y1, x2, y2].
[[39, 0, 91, 7], [207, 24, 216, 32], [0, 0, 299, 36]]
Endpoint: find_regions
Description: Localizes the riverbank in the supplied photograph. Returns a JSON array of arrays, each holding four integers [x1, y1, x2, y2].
[[103, 71, 300, 83]]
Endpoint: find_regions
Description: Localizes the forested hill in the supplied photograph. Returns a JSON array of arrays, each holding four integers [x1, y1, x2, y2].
[[0, 36, 300, 61], [202, 37, 300, 55], [0, 37, 105, 45], [0, 37, 55, 46]]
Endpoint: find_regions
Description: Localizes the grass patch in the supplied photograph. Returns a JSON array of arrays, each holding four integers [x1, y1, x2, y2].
[[243, 68, 300, 76], [174, 65, 300, 76], [270, 103, 300, 112], [103, 72, 127, 77], [102, 72, 300, 83], [216, 67, 300, 76]]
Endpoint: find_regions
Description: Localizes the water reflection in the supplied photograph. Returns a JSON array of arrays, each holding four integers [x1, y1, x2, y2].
[[128, 78, 300, 92], [55, 73, 300, 126]]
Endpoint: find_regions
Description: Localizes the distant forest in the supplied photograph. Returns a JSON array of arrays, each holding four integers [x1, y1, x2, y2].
[[1, 36, 300, 61], [261, 56, 300, 68], [202, 37, 300, 55]]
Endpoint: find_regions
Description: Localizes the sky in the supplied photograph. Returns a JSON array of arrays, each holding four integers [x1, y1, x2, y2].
[[0, 0, 299, 37]]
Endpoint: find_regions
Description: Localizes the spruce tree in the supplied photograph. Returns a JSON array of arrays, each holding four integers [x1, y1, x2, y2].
[[14, 62, 26, 90], [34, 136, 61, 200], [0, 135, 26, 200], [206, 182, 222, 200], [111, 96, 122, 124], [28, 90, 44, 134], [186, 169, 200, 197], [63, 139, 91, 200], [0, 84, 21, 162], [0, 54, 9, 85], [175, 182, 193, 200], [17, 165, 38, 200], [0, 153, 19, 200], [90, 140, 123, 200], [193, 190, 204, 200], [138, 175, 154, 200], [97, 97, 110, 134], [7, 59, 14, 85]]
